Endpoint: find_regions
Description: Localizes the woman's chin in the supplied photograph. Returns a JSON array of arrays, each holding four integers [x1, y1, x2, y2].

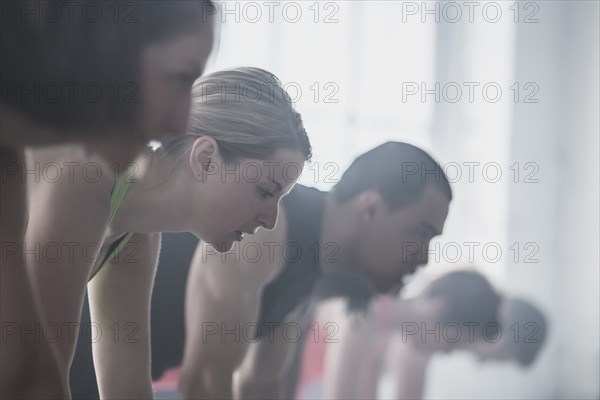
[[206, 239, 234, 254]]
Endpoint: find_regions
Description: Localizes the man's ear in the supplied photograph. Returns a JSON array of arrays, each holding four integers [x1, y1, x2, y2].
[[189, 136, 220, 181], [356, 190, 383, 225]]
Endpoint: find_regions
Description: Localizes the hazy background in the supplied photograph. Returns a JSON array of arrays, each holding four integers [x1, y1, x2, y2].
[[203, 1, 599, 398]]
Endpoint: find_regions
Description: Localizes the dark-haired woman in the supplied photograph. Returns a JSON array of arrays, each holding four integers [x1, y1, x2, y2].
[[1, 2, 214, 397]]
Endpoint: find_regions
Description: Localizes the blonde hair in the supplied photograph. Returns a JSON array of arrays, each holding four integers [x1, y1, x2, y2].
[[161, 67, 312, 162]]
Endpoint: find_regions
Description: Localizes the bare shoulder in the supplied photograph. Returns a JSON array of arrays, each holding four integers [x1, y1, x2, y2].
[[26, 145, 114, 241], [125, 232, 161, 263], [96, 233, 161, 278]]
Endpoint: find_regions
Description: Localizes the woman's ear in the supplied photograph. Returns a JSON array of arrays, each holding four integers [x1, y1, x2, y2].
[[189, 136, 220, 182]]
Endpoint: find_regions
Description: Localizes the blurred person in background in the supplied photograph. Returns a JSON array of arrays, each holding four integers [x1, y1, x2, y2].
[[475, 297, 548, 367], [1, 1, 215, 397], [323, 278, 548, 399], [323, 270, 502, 400]]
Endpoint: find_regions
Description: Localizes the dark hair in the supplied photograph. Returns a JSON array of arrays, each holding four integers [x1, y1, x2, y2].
[[311, 271, 377, 314], [425, 270, 501, 330], [332, 141, 452, 210], [1, 0, 214, 134], [504, 297, 548, 366]]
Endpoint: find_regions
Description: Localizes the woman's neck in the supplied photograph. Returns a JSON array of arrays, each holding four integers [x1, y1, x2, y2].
[[108, 150, 193, 236]]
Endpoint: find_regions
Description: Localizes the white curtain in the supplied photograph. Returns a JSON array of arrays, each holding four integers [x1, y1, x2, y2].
[[423, 1, 599, 398]]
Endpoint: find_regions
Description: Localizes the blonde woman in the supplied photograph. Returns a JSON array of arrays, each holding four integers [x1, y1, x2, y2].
[[25, 67, 312, 399]]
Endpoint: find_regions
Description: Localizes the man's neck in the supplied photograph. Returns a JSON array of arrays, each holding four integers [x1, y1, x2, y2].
[[319, 193, 363, 275]]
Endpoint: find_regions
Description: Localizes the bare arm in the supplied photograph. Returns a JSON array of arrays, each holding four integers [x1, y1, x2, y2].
[[179, 242, 253, 400], [233, 317, 296, 400], [324, 305, 383, 400], [234, 291, 309, 400], [1, 146, 68, 399], [87, 232, 160, 400], [326, 298, 430, 400], [390, 334, 429, 400], [180, 209, 288, 400], [24, 147, 112, 388]]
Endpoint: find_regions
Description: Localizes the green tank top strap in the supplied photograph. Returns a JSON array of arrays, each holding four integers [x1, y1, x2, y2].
[[91, 170, 135, 279], [108, 169, 132, 227], [100, 231, 134, 269]]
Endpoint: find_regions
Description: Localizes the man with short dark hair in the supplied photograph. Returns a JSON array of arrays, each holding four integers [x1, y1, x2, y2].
[[179, 141, 453, 399]]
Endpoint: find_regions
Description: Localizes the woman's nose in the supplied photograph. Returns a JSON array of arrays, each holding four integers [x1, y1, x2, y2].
[[259, 203, 279, 231]]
